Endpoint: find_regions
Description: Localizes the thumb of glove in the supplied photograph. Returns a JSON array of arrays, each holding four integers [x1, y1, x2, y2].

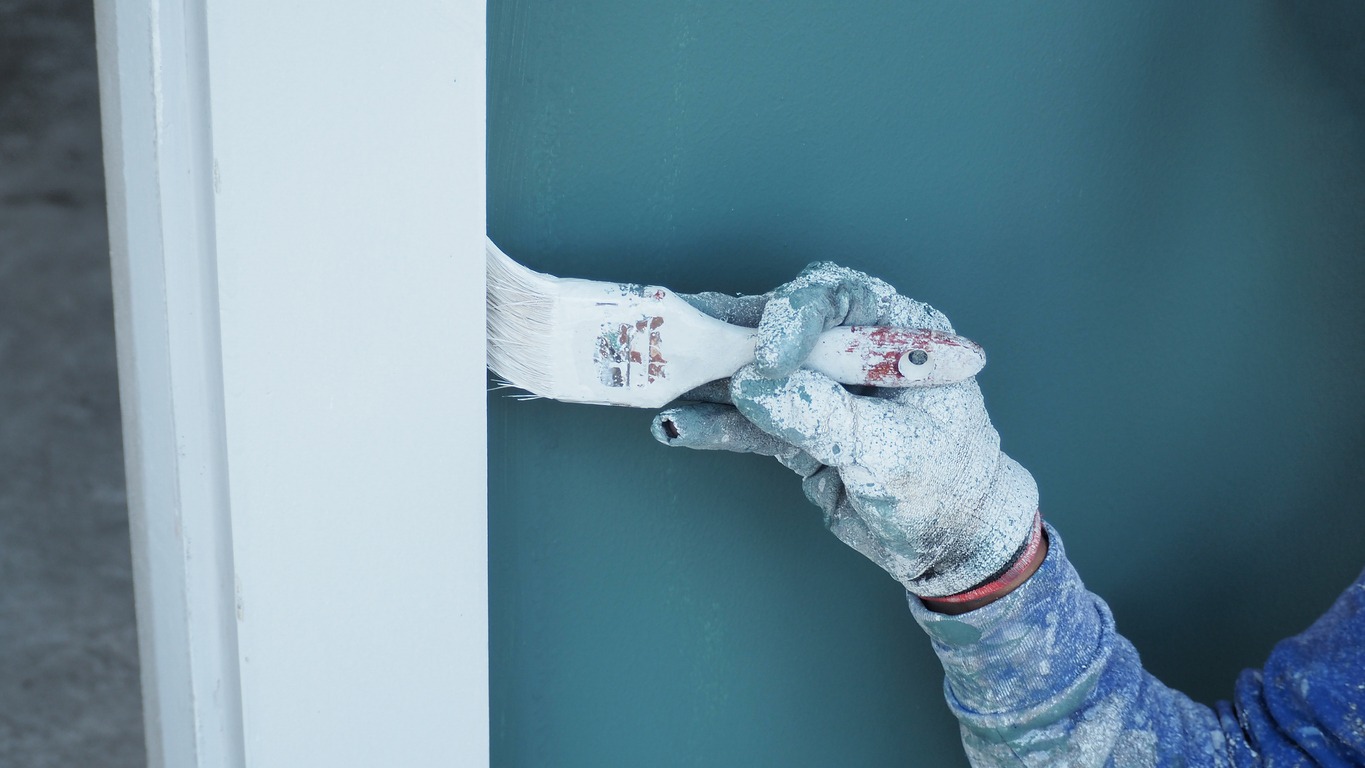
[[729, 366, 858, 467]]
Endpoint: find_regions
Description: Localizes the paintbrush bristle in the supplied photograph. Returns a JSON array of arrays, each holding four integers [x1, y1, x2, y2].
[[485, 237, 763, 408], [486, 239, 559, 396]]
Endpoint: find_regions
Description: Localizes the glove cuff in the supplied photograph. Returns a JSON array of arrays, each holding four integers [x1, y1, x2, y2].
[[903, 453, 1039, 597], [919, 511, 1044, 608]]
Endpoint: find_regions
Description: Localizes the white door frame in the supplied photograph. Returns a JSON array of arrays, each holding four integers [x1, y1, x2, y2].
[[95, 1, 488, 765]]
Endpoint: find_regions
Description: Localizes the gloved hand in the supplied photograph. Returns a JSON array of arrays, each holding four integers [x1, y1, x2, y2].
[[651, 263, 1039, 599]]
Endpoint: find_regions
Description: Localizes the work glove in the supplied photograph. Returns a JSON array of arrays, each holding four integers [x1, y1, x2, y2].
[[651, 263, 1038, 599]]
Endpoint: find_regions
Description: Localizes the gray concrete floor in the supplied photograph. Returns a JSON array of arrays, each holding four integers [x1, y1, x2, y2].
[[0, 0, 146, 765]]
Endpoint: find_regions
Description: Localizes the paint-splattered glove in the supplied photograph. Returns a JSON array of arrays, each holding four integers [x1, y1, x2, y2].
[[652, 263, 1038, 599]]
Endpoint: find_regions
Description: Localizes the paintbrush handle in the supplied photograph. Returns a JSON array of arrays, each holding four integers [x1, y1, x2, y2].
[[799, 326, 986, 387], [485, 237, 985, 405]]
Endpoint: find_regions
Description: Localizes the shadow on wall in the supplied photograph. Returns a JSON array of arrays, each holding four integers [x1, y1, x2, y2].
[[1278, 0, 1365, 109]]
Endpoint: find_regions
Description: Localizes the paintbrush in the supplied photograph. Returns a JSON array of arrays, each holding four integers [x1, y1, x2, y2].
[[486, 238, 986, 408]]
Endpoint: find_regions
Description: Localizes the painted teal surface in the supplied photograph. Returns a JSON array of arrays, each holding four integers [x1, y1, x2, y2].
[[488, 3, 1365, 765]]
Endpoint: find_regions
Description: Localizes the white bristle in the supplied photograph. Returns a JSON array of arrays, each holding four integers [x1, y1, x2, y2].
[[486, 239, 560, 396], [487, 378, 544, 400]]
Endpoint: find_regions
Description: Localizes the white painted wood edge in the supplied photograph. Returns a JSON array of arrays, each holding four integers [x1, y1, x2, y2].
[[204, 0, 488, 755], [99, 0, 489, 765], [94, 0, 244, 766]]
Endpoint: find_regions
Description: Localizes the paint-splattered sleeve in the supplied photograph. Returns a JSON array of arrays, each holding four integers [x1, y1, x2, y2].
[[906, 523, 1365, 767]]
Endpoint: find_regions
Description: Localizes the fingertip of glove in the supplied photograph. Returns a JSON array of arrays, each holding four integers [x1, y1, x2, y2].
[[651, 403, 735, 448], [754, 296, 824, 378], [649, 411, 683, 445]]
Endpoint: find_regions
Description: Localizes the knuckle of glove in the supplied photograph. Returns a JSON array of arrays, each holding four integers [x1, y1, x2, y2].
[[879, 294, 955, 334], [778, 262, 951, 334], [680, 291, 770, 327], [801, 467, 844, 519]]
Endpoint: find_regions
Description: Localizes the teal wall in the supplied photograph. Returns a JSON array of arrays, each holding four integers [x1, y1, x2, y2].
[[488, 3, 1365, 765]]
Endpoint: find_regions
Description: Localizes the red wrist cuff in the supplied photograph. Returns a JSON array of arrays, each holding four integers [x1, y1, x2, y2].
[[921, 511, 1045, 607]]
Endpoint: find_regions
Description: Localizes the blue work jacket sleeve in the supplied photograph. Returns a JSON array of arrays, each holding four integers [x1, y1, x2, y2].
[[906, 523, 1365, 767]]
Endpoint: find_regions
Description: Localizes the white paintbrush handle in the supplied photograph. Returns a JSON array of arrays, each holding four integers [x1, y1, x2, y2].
[[799, 326, 986, 387]]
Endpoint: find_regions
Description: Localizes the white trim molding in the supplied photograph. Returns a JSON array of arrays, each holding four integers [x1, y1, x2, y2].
[[95, 0, 242, 763], [96, 1, 488, 765]]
